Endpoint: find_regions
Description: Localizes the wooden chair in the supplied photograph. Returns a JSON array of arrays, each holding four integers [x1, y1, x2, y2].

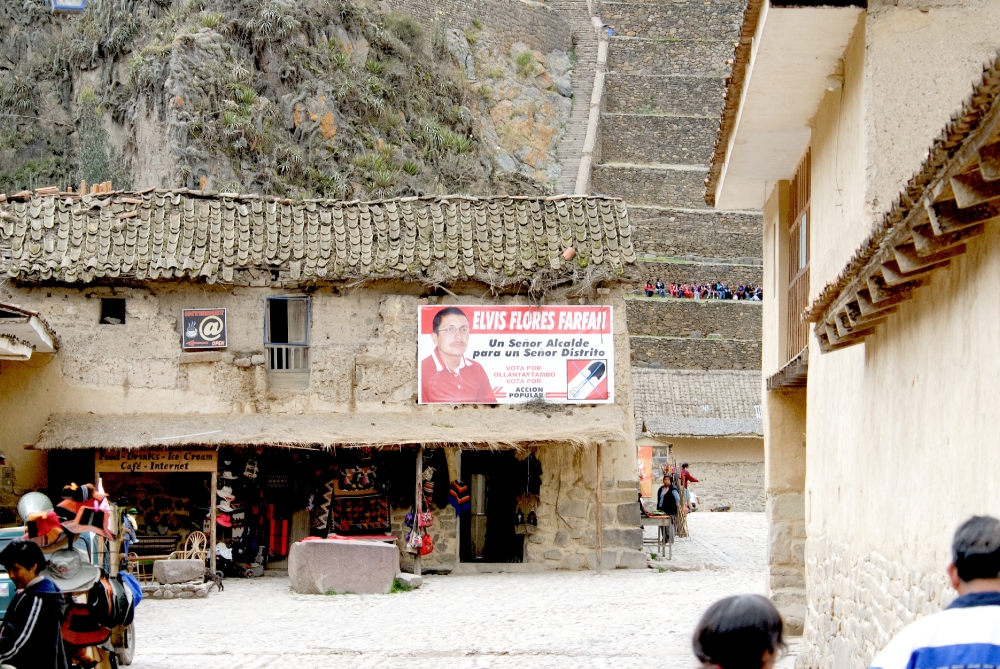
[[168, 531, 209, 563]]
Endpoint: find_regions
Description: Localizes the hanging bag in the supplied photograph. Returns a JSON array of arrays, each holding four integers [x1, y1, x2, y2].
[[404, 531, 423, 554], [418, 532, 434, 556]]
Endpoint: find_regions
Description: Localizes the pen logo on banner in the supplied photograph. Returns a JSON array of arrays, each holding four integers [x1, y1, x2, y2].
[[199, 316, 224, 341]]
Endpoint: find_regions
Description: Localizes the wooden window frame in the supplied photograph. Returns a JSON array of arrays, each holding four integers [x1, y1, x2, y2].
[[786, 150, 810, 363]]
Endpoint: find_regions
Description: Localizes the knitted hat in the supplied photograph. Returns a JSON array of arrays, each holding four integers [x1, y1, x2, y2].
[[449, 480, 470, 516]]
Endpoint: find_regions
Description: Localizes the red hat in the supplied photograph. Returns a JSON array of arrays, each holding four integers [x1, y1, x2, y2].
[[25, 510, 64, 547], [216, 514, 232, 528]]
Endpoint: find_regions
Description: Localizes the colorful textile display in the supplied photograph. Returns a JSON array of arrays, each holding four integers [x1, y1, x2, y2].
[[330, 494, 390, 533], [449, 480, 471, 516]]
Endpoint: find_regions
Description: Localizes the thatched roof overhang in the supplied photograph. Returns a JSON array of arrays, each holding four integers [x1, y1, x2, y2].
[[0, 191, 634, 291], [806, 51, 1000, 352], [32, 407, 628, 451]]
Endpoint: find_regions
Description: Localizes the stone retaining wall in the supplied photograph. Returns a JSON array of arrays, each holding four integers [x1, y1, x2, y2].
[[630, 263, 763, 286], [607, 38, 734, 76], [688, 461, 764, 512], [631, 336, 761, 370], [602, 114, 717, 164], [800, 535, 951, 669], [605, 74, 727, 116], [592, 165, 706, 208], [381, 0, 572, 53], [626, 299, 762, 340], [600, 0, 744, 40], [629, 208, 763, 258]]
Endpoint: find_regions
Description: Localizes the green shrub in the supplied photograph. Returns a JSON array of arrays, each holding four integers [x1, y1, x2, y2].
[[464, 29, 478, 46], [384, 13, 424, 50], [516, 51, 536, 77], [403, 160, 420, 175], [366, 59, 385, 76], [200, 12, 225, 29], [472, 17, 484, 30], [391, 578, 414, 593]]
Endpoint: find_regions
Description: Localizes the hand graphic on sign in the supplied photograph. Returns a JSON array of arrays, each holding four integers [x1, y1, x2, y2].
[[199, 316, 224, 340]]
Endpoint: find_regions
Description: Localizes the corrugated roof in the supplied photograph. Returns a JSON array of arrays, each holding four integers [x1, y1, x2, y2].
[[0, 191, 634, 286]]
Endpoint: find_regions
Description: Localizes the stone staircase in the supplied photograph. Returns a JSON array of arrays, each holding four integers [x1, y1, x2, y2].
[[549, 0, 600, 195]]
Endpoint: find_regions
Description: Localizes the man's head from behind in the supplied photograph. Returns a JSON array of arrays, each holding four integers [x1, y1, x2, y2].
[[948, 515, 1000, 595], [0, 540, 46, 589], [431, 307, 469, 358]]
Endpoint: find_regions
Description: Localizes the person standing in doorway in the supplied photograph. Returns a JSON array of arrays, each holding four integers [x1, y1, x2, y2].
[[868, 515, 1000, 669]]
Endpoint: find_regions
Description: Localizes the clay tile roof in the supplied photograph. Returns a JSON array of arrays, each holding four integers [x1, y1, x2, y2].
[[0, 191, 634, 287], [632, 369, 763, 437]]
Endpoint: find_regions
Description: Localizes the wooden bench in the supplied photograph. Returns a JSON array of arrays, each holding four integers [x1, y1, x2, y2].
[[129, 536, 181, 582]]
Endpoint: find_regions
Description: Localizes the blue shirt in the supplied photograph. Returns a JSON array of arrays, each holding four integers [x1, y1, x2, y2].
[[869, 591, 1000, 669]]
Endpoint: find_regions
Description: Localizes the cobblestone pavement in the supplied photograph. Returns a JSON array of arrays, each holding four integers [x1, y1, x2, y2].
[[134, 513, 799, 669]]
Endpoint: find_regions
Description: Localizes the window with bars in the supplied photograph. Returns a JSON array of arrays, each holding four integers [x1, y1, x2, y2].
[[265, 297, 310, 373], [786, 150, 810, 363]]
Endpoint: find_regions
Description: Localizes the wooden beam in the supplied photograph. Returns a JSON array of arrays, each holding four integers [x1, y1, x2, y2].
[[928, 198, 1000, 235], [893, 242, 966, 273], [866, 275, 923, 304], [879, 259, 948, 287], [595, 442, 603, 574], [847, 298, 896, 328], [978, 141, 1000, 181], [911, 222, 983, 256], [825, 322, 877, 347], [857, 289, 907, 316], [950, 170, 1000, 208]]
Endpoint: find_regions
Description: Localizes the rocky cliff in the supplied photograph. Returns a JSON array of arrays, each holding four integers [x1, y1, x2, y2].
[[0, 0, 573, 198]]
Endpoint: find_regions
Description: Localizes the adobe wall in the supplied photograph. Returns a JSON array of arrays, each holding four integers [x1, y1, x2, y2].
[[800, 6, 1000, 665], [0, 283, 639, 576], [670, 437, 764, 513], [626, 299, 762, 340], [380, 0, 572, 53]]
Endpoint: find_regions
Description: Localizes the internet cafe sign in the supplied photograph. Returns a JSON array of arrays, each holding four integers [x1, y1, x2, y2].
[[182, 308, 227, 349], [95, 450, 218, 473], [418, 305, 614, 405]]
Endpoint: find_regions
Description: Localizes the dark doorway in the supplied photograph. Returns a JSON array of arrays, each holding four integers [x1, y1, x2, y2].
[[460, 451, 539, 563]]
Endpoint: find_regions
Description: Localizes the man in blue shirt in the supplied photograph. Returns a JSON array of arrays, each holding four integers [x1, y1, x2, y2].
[[869, 515, 1000, 669]]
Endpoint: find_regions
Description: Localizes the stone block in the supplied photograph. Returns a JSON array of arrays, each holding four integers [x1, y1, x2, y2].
[[558, 500, 588, 519], [250, 354, 266, 365], [396, 573, 422, 589], [770, 588, 805, 609], [768, 523, 794, 565], [616, 549, 648, 569], [153, 559, 204, 585], [768, 566, 805, 590], [177, 591, 193, 599], [767, 493, 805, 523], [561, 554, 585, 570], [602, 528, 644, 551], [234, 357, 252, 368], [616, 502, 641, 526], [179, 351, 223, 364], [554, 531, 568, 546], [586, 550, 619, 570], [288, 539, 400, 595], [543, 550, 561, 560]]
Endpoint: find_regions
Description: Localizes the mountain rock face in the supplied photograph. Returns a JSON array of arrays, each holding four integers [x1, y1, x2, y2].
[[0, 0, 572, 198]]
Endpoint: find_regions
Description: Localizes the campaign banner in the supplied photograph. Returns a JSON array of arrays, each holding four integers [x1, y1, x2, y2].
[[417, 305, 614, 404]]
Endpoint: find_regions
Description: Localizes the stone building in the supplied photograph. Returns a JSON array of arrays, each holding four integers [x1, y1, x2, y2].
[[0, 189, 646, 572], [708, 0, 1000, 661]]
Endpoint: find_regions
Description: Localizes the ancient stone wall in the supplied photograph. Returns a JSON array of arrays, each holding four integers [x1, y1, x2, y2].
[[800, 535, 951, 669], [600, 0, 745, 39], [601, 114, 717, 164], [630, 208, 762, 259], [626, 299, 762, 340], [630, 337, 761, 370], [381, 0, 572, 52], [605, 75, 726, 116], [592, 166, 706, 207], [687, 462, 764, 512], [629, 264, 762, 286], [606, 38, 734, 76]]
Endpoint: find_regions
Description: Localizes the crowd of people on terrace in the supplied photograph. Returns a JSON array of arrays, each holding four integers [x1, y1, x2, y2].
[[643, 279, 763, 301]]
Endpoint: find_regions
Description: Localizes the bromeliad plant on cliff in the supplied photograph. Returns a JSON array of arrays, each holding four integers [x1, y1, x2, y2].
[[0, 0, 521, 198]]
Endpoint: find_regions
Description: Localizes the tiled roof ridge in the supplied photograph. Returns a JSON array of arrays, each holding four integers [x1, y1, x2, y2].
[[805, 49, 1000, 322], [0, 190, 635, 287]]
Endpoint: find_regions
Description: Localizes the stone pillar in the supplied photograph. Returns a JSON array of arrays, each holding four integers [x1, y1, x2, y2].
[[764, 386, 807, 634]]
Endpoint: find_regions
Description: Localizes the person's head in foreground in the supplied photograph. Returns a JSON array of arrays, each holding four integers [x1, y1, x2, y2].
[[948, 515, 1000, 594], [693, 594, 785, 669], [0, 539, 47, 589]]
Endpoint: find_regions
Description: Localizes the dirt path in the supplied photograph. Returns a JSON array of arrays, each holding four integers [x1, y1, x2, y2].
[[133, 512, 798, 668]]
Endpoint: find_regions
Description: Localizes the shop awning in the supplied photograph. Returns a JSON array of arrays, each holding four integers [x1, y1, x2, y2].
[[32, 407, 628, 451]]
